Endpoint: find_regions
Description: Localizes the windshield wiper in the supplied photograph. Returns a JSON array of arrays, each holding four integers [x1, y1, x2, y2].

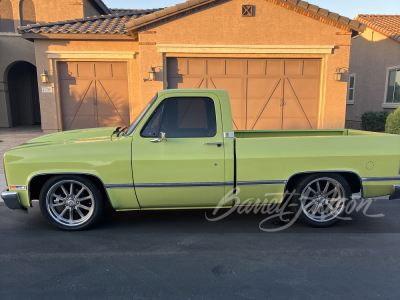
[[117, 126, 128, 137]]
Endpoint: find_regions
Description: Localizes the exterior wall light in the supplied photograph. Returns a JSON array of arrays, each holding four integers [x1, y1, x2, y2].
[[41, 70, 49, 83], [335, 68, 343, 81], [143, 66, 156, 82]]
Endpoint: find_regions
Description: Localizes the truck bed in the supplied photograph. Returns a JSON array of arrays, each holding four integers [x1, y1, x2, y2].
[[234, 129, 388, 139]]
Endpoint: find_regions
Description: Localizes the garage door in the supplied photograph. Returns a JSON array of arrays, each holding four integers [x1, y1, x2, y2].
[[167, 58, 321, 130], [59, 62, 130, 131]]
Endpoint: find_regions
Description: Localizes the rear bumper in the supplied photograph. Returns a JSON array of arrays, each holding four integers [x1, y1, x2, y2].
[[389, 185, 400, 200], [1, 189, 27, 213]]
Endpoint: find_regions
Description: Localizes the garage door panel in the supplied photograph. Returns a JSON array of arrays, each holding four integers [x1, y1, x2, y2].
[[77, 63, 94, 78], [111, 63, 128, 78], [97, 80, 129, 99], [167, 58, 320, 130], [303, 60, 320, 76], [266, 60, 283, 76], [59, 62, 78, 79], [247, 60, 265, 76], [225, 60, 243, 75], [207, 60, 224, 75], [285, 60, 303, 76], [59, 62, 129, 131]]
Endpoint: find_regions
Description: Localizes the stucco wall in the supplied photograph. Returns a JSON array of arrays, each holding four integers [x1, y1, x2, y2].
[[33, 39, 139, 133], [0, 34, 36, 127], [346, 28, 400, 126], [137, 0, 352, 129]]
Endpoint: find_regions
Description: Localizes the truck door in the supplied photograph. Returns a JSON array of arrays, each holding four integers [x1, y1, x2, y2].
[[131, 94, 228, 208]]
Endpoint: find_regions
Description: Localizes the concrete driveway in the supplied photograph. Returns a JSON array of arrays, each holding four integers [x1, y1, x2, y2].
[[0, 125, 44, 174]]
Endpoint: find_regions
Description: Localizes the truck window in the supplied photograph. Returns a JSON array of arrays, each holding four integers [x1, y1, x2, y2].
[[141, 97, 217, 138]]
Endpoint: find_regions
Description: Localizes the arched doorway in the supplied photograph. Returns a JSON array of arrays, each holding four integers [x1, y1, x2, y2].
[[7, 61, 41, 126]]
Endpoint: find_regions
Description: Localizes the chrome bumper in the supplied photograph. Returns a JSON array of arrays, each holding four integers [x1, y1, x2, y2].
[[1, 189, 27, 213], [389, 185, 400, 200]]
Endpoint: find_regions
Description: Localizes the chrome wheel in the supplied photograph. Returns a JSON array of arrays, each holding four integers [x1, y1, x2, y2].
[[46, 180, 95, 227], [300, 177, 346, 223]]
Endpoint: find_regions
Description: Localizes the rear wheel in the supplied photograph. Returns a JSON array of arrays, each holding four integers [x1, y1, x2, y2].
[[39, 176, 104, 230], [290, 174, 351, 228]]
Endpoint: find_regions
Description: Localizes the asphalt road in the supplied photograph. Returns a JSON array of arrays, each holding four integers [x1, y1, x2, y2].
[[1, 195, 400, 300]]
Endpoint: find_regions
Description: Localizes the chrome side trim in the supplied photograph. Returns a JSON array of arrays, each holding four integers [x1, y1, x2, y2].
[[135, 182, 234, 188], [237, 180, 287, 186], [362, 177, 400, 182], [105, 184, 135, 189]]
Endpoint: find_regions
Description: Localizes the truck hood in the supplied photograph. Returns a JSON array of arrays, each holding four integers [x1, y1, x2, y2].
[[11, 127, 117, 150]]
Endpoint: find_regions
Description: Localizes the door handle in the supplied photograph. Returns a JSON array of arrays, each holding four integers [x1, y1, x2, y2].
[[204, 142, 223, 147], [150, 132, 167, 143]]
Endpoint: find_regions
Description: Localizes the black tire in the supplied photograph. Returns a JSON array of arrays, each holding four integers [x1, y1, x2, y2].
[[39, 175, 104, 230], [289, 173, 351, 228]]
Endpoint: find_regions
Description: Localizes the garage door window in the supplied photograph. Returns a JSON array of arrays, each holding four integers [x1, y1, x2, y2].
[[141, 97, 217, 138]]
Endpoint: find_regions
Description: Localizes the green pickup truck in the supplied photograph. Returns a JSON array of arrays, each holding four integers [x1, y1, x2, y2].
[[2, 89, 400, 230]]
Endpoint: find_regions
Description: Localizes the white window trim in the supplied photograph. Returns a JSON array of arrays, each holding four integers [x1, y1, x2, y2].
[[383, 65, 400, 108], [347, 74, 356, 105]]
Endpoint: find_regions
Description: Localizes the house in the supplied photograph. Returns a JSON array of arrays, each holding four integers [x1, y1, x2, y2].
[[0, 0, 111, 128], [1, 0, 366, 133], [346, 15, 400, 129]]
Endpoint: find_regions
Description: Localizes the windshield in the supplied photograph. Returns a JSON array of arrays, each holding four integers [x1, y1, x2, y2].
[[124, 94, 158, 136]]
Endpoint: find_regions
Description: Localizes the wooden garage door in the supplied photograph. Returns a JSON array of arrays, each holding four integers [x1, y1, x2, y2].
[[167, 58, 321, 130], [59, 62, 130, 131]]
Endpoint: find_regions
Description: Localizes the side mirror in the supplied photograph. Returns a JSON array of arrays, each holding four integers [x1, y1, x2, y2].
[[150, 132, 167, 143]]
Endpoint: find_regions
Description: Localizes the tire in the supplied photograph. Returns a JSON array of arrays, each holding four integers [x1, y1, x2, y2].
[[39, 175, 104, 230], [289, 173, 351, 228]]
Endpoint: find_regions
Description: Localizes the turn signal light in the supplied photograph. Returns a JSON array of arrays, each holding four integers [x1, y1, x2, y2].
[[10, 185, 26, 191]]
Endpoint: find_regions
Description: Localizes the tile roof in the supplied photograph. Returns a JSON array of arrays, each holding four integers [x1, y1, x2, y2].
[[355, 15, 400, 43], [125, 0, 366, 32], [18, 9, 163, 35]]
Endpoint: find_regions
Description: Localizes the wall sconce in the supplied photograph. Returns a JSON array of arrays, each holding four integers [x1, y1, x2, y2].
[[143, 66, 156, 82], [41, 70, 49, 83], [335, 68, 344, 81]]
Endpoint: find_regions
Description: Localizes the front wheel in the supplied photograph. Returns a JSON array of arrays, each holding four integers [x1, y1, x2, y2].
[[290, 174, 351, 228], [39, 176, 104, 230]]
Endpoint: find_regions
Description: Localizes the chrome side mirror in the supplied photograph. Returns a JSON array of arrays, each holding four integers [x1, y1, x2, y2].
[[150, 132, 167, 143]]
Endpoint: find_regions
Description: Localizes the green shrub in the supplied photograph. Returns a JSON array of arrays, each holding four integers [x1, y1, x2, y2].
[[360, 110, 390, 132], [386, 106, 400, 134]]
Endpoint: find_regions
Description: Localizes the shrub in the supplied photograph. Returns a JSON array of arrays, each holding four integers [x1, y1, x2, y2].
[[386, 106, 400, 134], [360, 110, 390, 132]]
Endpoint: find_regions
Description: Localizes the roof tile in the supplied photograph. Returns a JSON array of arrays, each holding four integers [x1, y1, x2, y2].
[[355, 15, 400, 43], [18, 8, 164, 35]]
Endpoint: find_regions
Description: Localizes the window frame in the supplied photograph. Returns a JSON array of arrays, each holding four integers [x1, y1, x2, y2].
[[383, 65, 400, 108], [347, 73, 356, 105], [140, 96, 218, 139]]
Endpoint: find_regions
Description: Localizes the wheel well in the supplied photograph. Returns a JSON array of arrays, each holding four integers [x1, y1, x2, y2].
[[29, 174, 111, 205], [285, 172, 362, 195]]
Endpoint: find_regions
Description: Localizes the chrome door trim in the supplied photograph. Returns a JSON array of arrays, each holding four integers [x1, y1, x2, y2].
[[237, 180, 287, 186], [361, 177, 400, 182], [135, 182, 234, 188], [105, 184, 135, 189]]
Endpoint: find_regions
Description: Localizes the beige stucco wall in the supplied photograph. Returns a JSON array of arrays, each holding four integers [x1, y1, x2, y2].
[[0, 34, 36, 127], [346, 27, 400, 127], [0, 0, 104, 128], [137, 0, 352, 129], [33, 39, 139, 133]]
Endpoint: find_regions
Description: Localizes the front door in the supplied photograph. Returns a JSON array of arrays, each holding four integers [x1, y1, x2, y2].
[[131, 94, 226, 208]]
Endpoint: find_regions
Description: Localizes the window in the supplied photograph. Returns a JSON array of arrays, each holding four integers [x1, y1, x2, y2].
[[347, 74, 356, 104], [141, 97, 217, 138], [0, 0, 15, 32], [386, 68, 400, 103], [20, 0, 36, 27]]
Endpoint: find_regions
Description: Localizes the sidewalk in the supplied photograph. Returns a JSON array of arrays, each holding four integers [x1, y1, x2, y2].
[[0, 126, 44, 174]]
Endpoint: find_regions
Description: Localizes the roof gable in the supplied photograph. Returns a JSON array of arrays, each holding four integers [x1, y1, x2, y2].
[[355, 15, 400, 43], [125, 0, 366, 33]]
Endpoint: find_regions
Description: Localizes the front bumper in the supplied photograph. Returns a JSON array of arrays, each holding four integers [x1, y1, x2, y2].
[[389, 185, 400, 200], [1, 189, 27, 213]]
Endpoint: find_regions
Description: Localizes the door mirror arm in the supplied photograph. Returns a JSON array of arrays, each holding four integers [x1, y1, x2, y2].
[[150, 132, 167, 143]]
